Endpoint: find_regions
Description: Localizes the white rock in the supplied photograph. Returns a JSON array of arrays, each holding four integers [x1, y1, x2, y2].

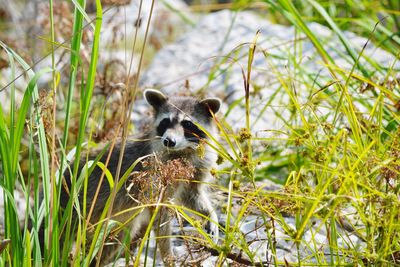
[[140, 10, 399, 139]]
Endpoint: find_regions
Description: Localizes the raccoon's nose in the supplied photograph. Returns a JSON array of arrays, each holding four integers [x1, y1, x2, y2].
[[163, 137, 176, 147]]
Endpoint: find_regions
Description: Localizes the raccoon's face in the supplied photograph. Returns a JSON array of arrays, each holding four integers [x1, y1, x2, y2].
[[144, 89, 221, 151]]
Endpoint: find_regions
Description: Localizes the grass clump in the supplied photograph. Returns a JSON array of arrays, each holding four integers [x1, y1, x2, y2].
[[0, 0, 400, 266]]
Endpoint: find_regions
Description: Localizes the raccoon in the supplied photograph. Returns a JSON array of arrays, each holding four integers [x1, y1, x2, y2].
[[57, 89, 221, 265]]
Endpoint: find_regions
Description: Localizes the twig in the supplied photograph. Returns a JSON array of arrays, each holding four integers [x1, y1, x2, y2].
[[203, 244, 271, 266]]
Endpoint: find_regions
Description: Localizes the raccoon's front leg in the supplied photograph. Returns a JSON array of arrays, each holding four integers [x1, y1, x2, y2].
[[197, 192, 219, 243], [182, 188, 219, 243]]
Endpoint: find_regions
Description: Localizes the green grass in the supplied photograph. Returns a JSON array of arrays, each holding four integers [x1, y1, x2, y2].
[[1, 0, 400, 266]]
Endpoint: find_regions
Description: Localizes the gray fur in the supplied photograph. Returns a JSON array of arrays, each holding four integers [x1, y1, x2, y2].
[[59, 90, 220, 265]]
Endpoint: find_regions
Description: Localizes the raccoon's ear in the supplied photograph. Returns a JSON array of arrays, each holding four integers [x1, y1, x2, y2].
[[199, 98, 221, 116], [144, 89, 168, 109]]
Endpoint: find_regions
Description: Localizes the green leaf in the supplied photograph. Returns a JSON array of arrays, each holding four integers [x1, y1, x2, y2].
[[95, 162, 114, 189], [12, 68, 53, 175]]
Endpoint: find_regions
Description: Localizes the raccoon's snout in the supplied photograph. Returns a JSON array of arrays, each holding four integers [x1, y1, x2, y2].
[[163, 137, 176, 148]]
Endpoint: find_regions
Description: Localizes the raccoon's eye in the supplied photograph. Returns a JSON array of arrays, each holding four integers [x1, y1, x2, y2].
[[157, 118, 171, 136], [181, 120, 207, 141], [181, 120, 195, 130]]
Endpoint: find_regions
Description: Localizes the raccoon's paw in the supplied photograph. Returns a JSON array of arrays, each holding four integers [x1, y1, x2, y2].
[[208, 212, 219, 243], [210, 222, 219, 243]]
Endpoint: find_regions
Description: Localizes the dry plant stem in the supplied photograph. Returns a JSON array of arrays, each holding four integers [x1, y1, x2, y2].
[[78, 129, 120, 264], [176, 212, 195, 262], [0, 5, 118, 94], [161, 37, 305, 91], [125, 0, 143, 88], [82, 93, 123, 263], [187, 253, 210, 265], [245, 31, 259, 183], [85, 131, 120, 224], [95, 0, 155, 264], [204, 244, 270, 266]]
